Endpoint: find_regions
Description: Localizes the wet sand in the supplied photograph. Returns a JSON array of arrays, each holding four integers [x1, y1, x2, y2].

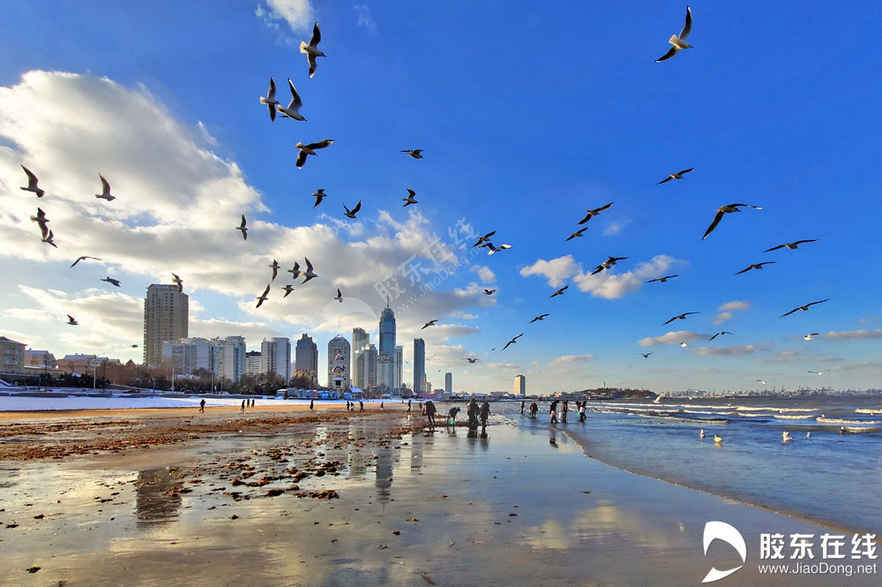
[[0, 412, 876, 585]]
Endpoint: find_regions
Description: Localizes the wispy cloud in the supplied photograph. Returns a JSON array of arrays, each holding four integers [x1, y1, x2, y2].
[[638, 330, 709, 347], [821, 329, 882, 341], [519, 255, 579, 288], [602, 219, 630, 236], [549, 354, 594, 367], [691, 344, 758, 357], [353, 4, 377, 33], [471, 265, 496, 283], [714, 300, 751, 324], [256, 0, 314, 36]]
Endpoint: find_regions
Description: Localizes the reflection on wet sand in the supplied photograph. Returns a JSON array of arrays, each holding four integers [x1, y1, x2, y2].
[[409, 431, 423, 471], [374, 446, 393, 503], [135, 467, 182, 526]]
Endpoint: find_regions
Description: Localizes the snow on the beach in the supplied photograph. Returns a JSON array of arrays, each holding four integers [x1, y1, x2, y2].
[[0, 394, 388, 412]]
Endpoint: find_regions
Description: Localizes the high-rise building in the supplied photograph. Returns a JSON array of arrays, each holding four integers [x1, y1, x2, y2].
[[352, 327, 369, 357], [215, 336, 246, 383], [378, 301, 396, 391], [327, 336, 351, 391], [294, 334, 318, 385], [356, 343, 377, 389], [143, 284, 188, 367], [0, 336, 26, 374], [394, 345, 403, 391], [514, 374, 526, 396], [245, 351, 262, 375], [413, 338, 426, 395], [445, 372, 453, 394], [261, 337, 291, 382], [352, 327, 370, 389], [161, 337, 215, 376]]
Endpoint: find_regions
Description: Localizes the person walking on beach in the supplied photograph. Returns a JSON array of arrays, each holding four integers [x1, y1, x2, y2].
[[241, 400, 246, 413], [407, 399, 412, 413], [199, 399, 206, 414], [529, 402, 538, 418], [550, 401, 558, 424], [425, 400, 436, 429], [467, 399, 480, 436], [309, 399, 314, 411], [579, 402, 586, 422], [359, 400, 364, 411], [561, 400, 568, 423], [380, 401, 384, 410], [479, 401, 490, 436], [520, 400, 525, 415]]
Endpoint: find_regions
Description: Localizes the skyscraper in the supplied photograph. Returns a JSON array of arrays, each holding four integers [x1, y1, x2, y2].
[[514, 374, 526, 396], [413, 338, 425, 395], [261, 337, 291, 382], [394, 345, 403, 391], [245, 351, 262, 376], [352, 327, 370, 389], [356, 343, 377, 389], [143, 284, 188, 366], [445, 372, 453, 395], [161, 337, 215, 376], [327, 336, 351, 391], [294, 333, 318, 385], [352, 327, 369, 358], [215, 336, 246, 383], [378, 301, 396, 391]]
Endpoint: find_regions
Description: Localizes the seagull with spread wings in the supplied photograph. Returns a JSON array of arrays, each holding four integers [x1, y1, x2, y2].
[[709, 331, 734, 341], [95, 174, 116, 201], [592, 256, 628, 275], [236, 215, 248, 240], [781, 299, 830, 318], [485, 242, 512, 255], [656, 6, 693, 62], [735, 261, 776, 275], [334, 288, 343, 303], [467, 357, 479, 364], [647, 274, 679, 284], [269, 260, 280, 281], [277, 78, 306, 121], [764, 240, 817, 253], [20, 165, 44, 198], [503, 333, 524, 351], [302, 258, 318, 283], [472, 231, 496, 248], [530, 313, 550, 323], [402, 149, 423, 159], [295, 139, 334, 169], [299, 23, 325, 78], [172, 273, 183, 292], [421, 320, 438, 329], [71, 256, 101, 268], [483, 289, 496, 295], [281, 284, 296, 298], [550, 285, 568, 298], [664, 311, 699, 325], [402, 189, 418, 207], [288, 261, 301, 280], [67, 314, 78, 326], [658, 168, 694, 184], [312, 189, 327, 208], [803, 332, 820, 341], [42, 229, 57, 248], [566, 227, 588, 241], [343, 201, 362, 219], [642, 352, 653, 359], [259, 77, 278, 121], [101, 276, 121, 287], [255, 284, 271, 308], [577, 202, 613, 225], [702, 203, 763, 239]]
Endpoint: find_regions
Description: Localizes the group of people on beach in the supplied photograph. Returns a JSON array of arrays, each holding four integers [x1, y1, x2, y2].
[[421, 398, 491, 437], [520, 399, 587, 423]]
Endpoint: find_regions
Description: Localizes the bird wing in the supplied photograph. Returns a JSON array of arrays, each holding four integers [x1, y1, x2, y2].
[[710, 333, 719, 340], [646, 278, 659, 283], [735, 266, 751, 275], [407, 189, 415, 197], [663, 316, 677, 325], [337, 288, 342, 298], [591, 265, 604, 275], [352, 201, 361, 214], [21, 165, 38, 186], [71, 257, 84, 267], [763, 244, 784, 252], [305, 257, 313, 272], [67, 314, 75, 322], [100, 174, 110, 194], [287, 78, 302, 108], [807, 298, 830, 307], [780, 307, 799, 317], [296, 150, 308, 168], [306, 139, 333, 150], [565, 233, 576, 241], [684, 312, 699, 317], [483, 231, 496, 239], [678, 168, 695, 176], [702, 211, 724, 239], [267, 77, 276, 100], [679, 5, 693, 39], [240, 214, 247, 228], [577, 212, 592, 225], [261, 284, 270, 297], [593, 202, 613, 213], [268, 102, 276, 121], [760, 261, 776, 266], [658, 175, 673, 184], [793, 239, 817, 246], [307, 54, 317, 78], [309, 22, 321, 47], [656, 47, 678, 62]]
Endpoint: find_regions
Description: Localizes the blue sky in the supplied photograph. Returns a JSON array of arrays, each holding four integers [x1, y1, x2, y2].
[[0, 1, 880, 392]]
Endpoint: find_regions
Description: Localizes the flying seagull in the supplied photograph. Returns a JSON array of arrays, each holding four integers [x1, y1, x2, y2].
[[486, 243, 512, 255], [281, 284, 296, 298], [402, 189, 418, 207], [236, 215, 247, 240], [803, 332, 820, 341], [656, 5, 693, 62], [658, 168, 694, 184], [808, 370, 824, 376], [503, 333, 524, 351], [550, 285, 568, 298], [472, 231, 496, 248], [101, 276, 121, 287], [592, 256, 628, 275], [312, 189, 327, 208], [680, 341, 689, 348], [269, 260, 280, 281], [735, 261, 776, 275], [483, 289, 496, 295], [95, 174, 116, 201], [756, 379, 768, 385], [31, 207, 49, 236], [131, 344, 138, 348], [466, 357, 479, 364], [258, 77, 278, 121], [302, 258, 318, 283], [288, 261, 301, 280], [577, 202, 613, 225], [664, 311, 699, 325], [20, 165, 44, 198], [343, 201, 362, 219], [66, 314, 78, 326], [277, 78, 306, 121], [70, 256, 101, 268], [702, 203, 763, 240], [647, 274, 679, 283], [421, 320, 438, 329], [530, 313, 550, 323], [642, 352, 653, 359], [42, 229, 57, 248], [402, 149, 423, 159], [256, 284, 270, 308], [334, 288, 343, 303], [781, 299, 830, 318], [295, 139, 334, 169], [709, 331, 734, 341], [566, 227, 588, 241], [172, 273, 183, 292], [764, 240, 818, 253], [299, 23, 325, 78]]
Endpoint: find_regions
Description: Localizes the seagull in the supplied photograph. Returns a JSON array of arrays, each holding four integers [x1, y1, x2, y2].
[[764, 240, 817, 253], [334, 288, 343, 303], [42, 229, 57, 248], [709, 331, 734, 341], [299, 23, 325, 78], [466, 357, 479, 364], [30, 207, 49, 236], [756, 379, 768, 385], [256, 284, 270, 308], [647, 274, 679, 284], [402, 149, 423, 159], [502, 333, 524, 351], [486, 243, 512, 256], [656, 5, 693, 62], [808, 370, 824, 376], [664, 311, 699, 325], [421, 320, 438, 329], [530, 313, 550, 323], [296, 139, 334, 168], [782, 431, 793, 443], [702, 203, 763, 239], [806, 432, 812, 439], [577, 202, 613, 225], [781, 299, 830, 318], [642, 352, 653, 359], [680, 341, 689, 348], [70, 256, 101, 268], [713, 434, 723, 445], [236, 215, 247, 240], [172, 273, 183, 292], [95, 174, 116, 201], [735, 261, 776, 275], [277, 78, 306, 121], [302, 258, 318, 283], [312, 189, 327, 207], [343, 201, 362, 219], [803, 332, 820, 341], [591, 256, 628, 275], [658, 168, 695, 184], [472, 231, 496, 248], [288, 261, 301, 280], [483, 289, 496, 295], [66, 314, 78, 326], [131, 344, 138, 348], [281, 284, 295, 298], [258, 77, 278, 121], [269, 260, 280, 281], [20, 165, 44, 198], [566, 227, 588, 241], [699, 429, 705, 439], [402, 189, 418, 207], [101, 277, 121, 287], [550, 285, 568, 298]]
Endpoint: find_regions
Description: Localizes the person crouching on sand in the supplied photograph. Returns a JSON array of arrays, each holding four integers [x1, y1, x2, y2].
[[425, 401, 436, 429]]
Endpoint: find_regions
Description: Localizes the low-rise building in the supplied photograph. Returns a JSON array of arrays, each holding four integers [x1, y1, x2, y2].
[[0, 336, 26, 374]]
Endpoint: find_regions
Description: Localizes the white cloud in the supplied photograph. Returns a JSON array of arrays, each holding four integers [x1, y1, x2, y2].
[[549, 354, 594, 367], [194, 121, 217, 146], [821, 329, 882, 341], [471, 265, 496, 283], [638, 330, 710, 347], [573, 255, 678, 300], [257, 0, 315, 33], [602, 219, 630, 236], [519, 255, 579, 287], [353, 4, 377, 33], [691, 344, 758, 357], [714, 300, 751, 324]]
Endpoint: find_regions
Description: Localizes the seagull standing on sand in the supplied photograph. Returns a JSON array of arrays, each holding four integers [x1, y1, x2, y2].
[[296, 139, 334, 169], [302, 258, 318, 283], [658, 168, 694, 184], [402, 189, 418, 207], [592, 256, 629, 275], [665, 311, 699, 325], [299, 23, 325, 78], [259, 77, 278, 121], [803, 332, 820, 341], [735, 262, 776, 275], [781, 299, 830, 318], [67, 314, 78, 326], [421, 320, 438, 329], [101, 277, 121, 287], [764, 240, 817, 253], [550, 285, 568, 298], [256, 284, 270, 308], [277, 79, 306, 121], [269, 260, 280, 281], [20, 165, 44, 198], [281, 284, 295, 298], [172, 273, 183, 292], [647, 274, 679, 283], [483, 289, 496, 295], [312, 189, 327, 207], [402, 149, 423, 159], [709, 331, 733, 341], [503, 333, 524, 351], [343, 201, 362, 219], [95, 175, 116, 201], [334, 288, 343, 303], [702, 203, 763, 239], [577, 202, 613, 225], [656, 6, 693, 62], [566, 227, 588, 241], [530, 314, 550, 323], [71, 256, 101, 268], [236, 215, 248, 240], [472, 231, 496, 248]]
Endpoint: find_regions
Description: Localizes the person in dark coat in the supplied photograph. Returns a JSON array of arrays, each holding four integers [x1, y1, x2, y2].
[[241, 400, 246, 413], [359, 400, 364, 411], [520, 400, 525, 415], [529, 402, 538, 418], [425, 400, 436, 428], [309, 399, 314, 410], [199, 399, 206, 413], [479, 401, 491, 435]]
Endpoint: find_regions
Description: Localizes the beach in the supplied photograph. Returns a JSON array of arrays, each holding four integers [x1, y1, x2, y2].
[[1, 400, 878, 585]]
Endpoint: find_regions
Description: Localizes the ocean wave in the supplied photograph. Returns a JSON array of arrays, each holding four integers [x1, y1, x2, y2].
[[855, 408, 882, 415], [817, 416, 880, 425], [774, 414, 817, 420]]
